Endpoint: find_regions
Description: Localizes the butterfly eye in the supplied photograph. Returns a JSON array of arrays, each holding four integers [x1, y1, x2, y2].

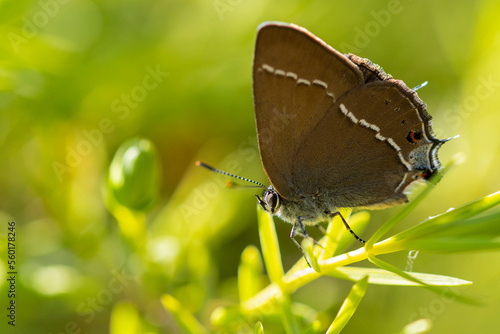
[[263, 189, 280, 214]]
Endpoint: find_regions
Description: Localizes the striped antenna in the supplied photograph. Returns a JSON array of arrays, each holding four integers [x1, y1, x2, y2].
[[195, 161, 267, 188]]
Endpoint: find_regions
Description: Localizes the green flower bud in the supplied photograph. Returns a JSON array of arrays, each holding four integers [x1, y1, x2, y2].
[[108, 137, 161, 211]]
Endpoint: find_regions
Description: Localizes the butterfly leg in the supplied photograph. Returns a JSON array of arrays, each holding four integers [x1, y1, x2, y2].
[[328, 211, 366, 244], [289, 217, 314, 267], [289, 218, 307, 250], [290, 223, 304, 250], [290, 217, 327, 267], [291, 217, 324, 247]]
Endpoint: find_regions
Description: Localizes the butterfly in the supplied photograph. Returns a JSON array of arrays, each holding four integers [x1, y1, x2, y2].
[[198, 22, 450, 251]]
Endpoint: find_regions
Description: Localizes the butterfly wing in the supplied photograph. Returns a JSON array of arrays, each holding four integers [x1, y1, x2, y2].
[[253, 22, 446, 208]]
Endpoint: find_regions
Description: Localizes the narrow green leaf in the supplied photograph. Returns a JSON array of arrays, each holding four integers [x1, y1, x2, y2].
[[404, 236, 500, 253], [302, 237, 320, 272], [257, 206, 285, 284], [368, 254, 439, 286], [239, 245, 264, 302], [254, 321, 264, 334], [367, 255, 479, 304], [394, 190, 500, 242], [324, 266, 471, 286], [161, 294, 207, 334], [326, 276, 368, 334], [418, 212, 500, 238]]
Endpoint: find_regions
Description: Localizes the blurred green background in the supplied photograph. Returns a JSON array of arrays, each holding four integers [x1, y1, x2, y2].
[[1, 0, 500, 333]]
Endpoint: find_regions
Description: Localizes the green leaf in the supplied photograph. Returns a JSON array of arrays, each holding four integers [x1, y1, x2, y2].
[[254, 321, 264, 334], [326, 276, 368, 334], [302, 237, 321, 272], [379, 191, 500, 253], [394, 191, 500, 242], [257, 206, 285, 284], [367, 255, 479, 305], [419, 211, 500, 238], [404, 236, 500, 253], [324, 266, 471, 286], [239, 245, 265, 302]]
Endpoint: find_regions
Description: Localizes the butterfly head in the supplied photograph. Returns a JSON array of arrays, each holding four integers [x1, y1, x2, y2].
[[256, 186, 281, 214]]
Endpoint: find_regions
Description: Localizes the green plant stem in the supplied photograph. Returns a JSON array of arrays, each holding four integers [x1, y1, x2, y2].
[[241, 239, 401, 313]]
